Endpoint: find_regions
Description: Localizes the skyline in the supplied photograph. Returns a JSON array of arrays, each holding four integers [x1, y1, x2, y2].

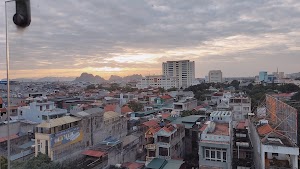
[[1, 0, 300, 79]]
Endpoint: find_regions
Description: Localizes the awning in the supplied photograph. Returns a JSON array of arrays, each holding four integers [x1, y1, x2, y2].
[[82, 150, 106, 158]]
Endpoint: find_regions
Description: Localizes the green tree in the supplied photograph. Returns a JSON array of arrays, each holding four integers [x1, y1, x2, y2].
[[291, 92, 300, 101], [167, 87, 177, 92], [12, 153, 62, 169], [86, 84, 96, 90], [158, 87, 165, 94], [128, 101, 143, 112], [0, 156, 7, 169], [230, 80, 240, 90]]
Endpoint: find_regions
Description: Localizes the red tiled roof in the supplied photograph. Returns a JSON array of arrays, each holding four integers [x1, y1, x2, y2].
[[122, 162, 144, 169], [142, 120, 159, 128], [236, 121, 246, 129], [199, 124, 208, 132], [236, 120, 249, 129], [0, 134, 19, 143], [0, 108, 6, 112], [257, 124, 273, 136], [211, 123, 229, 136], [161, 113, 170, 119], [193, 106, 204, 111], [121, 105, 133, 114], [82, 150, 106, 158], [0, 98, 3, 104], [104, 104, 117, 112], [161, 94, 172, 100]]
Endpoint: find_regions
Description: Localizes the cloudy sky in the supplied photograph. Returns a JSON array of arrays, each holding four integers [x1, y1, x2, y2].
[[0, 0, 300, 79]]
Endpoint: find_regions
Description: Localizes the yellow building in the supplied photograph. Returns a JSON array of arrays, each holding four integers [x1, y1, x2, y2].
[[35, 116, 83, 161]]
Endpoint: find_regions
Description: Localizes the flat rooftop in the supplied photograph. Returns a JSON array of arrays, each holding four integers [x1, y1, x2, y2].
[[210, 123, 229, 136]]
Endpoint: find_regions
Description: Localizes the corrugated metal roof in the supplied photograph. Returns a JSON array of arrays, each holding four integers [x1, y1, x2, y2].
[[162, 159, 184, 169], [37, 116, 80, 128], [147, 158, 167, 169]]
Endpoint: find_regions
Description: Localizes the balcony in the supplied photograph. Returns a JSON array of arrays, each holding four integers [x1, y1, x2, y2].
[[145, 144, 156, 150]]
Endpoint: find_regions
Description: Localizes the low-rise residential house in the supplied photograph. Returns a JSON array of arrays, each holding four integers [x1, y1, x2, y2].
[[145, 123, 185, 164], [199, 111, 232, 169], [229, 94, 251, 122], [249, 94, 299, 169], [232, 120, 254, 169], [18, 98, 67, 123], [35, 116, 83, 161], [173, 97, 197, 113]]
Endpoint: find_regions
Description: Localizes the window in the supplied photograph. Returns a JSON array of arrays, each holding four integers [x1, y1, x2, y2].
[[40, 106, 43, 111], [46, 105, 49, 109], [204, 147, 227, 162], [159, 147, 168, 156]]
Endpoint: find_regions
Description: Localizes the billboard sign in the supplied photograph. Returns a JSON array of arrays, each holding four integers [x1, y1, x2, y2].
[[50, 127, 83, 148]]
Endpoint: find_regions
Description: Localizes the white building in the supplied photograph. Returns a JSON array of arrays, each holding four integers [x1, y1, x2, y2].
[[162, 60, 195, 88], [208, 70, 223, 83], [136, 75, 178, 89], [199, 111, 232, 169], [229, 93, 251, 122], [18, 97, 67, 123]]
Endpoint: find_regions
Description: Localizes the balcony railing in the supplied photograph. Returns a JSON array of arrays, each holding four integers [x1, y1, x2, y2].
[[145, 144, 156, 150]]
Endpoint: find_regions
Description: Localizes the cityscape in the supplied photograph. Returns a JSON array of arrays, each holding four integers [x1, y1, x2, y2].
[[1, 0, 300, 169]]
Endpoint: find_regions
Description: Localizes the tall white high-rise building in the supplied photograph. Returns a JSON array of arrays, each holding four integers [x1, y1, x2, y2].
[[162, 60, 195, 88], [208, 70, 223, 83]]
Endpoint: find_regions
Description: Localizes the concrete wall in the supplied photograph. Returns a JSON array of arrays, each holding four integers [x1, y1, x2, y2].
[[199, 142, 231, 169], [0, 122, 20, 137]]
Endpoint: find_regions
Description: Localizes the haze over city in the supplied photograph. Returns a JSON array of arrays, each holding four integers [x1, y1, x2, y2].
[[1, 0, 300, 79]]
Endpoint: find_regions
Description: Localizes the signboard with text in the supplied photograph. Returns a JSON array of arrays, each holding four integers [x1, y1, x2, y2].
[[50, 127, 83, 148]]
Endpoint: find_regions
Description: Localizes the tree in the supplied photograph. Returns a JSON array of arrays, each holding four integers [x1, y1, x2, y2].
[[291, 92, 300, 101], [12, 153, 62, 169], [86, 84, 96, 90], [167, 87, 177, 92], [158, 87, 165, 94], [0, 156, 7, 169], [230, 80, 240, 90], [128, 101, 143, 112]]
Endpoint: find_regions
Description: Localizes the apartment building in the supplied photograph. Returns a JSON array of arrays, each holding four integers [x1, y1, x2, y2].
[[18, 97, 67, 123], [136, 75, 178, 90], [229, 94, 251, 121], [162, 60, 195, 88], [208, 70, 222, 83], [145, 123, 185, 164], [199, 111, 232, 169]]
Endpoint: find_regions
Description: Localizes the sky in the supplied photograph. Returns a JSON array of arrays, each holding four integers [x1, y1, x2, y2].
[[0, 0, 300, 79]]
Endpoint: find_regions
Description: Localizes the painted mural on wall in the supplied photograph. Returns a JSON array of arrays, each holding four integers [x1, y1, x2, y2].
[[50, 126, 83, 148]]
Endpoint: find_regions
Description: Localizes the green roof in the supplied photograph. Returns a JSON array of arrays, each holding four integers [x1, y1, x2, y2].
[[147, 158, 167, 169], [171, 115, 204, 128], [162, 159, 184, 169]]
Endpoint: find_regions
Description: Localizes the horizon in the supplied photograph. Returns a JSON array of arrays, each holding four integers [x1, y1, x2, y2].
[[1, 0, 300, 79]]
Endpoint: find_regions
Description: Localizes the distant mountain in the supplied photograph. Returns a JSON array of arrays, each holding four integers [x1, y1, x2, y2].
[[109, 75, 123, 82], [123, 74, 143, 82], [36, 77, 75, 82], [74, 73, 106, 83]]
